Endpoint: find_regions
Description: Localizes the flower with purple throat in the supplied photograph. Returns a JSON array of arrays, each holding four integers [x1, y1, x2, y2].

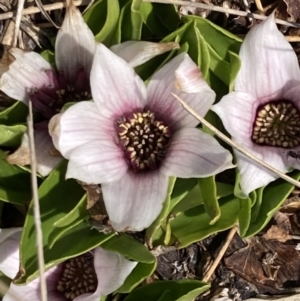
[[212, 14, 300, 195], [50, 44, 234, 232], [0, 1, 178, 176], [0, 228, 137, 301]]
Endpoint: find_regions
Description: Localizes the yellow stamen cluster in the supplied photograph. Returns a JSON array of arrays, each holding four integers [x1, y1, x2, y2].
[[118, 111, 171, 172], [252, 101, 300, 148]]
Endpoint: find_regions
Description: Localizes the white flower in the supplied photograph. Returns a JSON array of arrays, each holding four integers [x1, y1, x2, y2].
[[50, 44, 234, 232], [0, 228, 137, 301], [212, 14, 300, 195]]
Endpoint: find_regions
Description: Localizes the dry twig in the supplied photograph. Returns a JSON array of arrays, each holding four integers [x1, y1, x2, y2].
[[0, 0, 90, 20], [13, 0, 25, 47], [27, 101, 48, 301], [202, 226, 238, 282]]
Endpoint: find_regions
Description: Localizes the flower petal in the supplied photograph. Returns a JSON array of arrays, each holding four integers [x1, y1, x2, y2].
[[3, 265, 63, 301], [55, 2, 95, 84], [235, 145, 288, 195], [7, 131, 62, 177], [102, 171, 169, 231], [66, 140, 128, 184], [90, 44, 147, 117], [74, 247, 137, 301], [235, 14, 300, 100], [212, 91, 257, 144], [0, 49, 56, 103], [110, 41, 179, 68], [160, 128, 234, 178], [147, 52, 215, 130], [49, 102, 114, 159], [0, 228, 22, 279]]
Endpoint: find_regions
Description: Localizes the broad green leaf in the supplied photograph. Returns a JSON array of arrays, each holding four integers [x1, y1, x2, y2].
[[171, 195, 240, 248], [0, 155, 31, 204], [238, 197, 252, 237], [124, 280, 210, 301], [0, 124, 26, 147], [195, 27, 210, 79], [216, 182, 234, 198], [131, 0, 143, 40], [198, 176, 220, 224], [18, 222, 113, 284], [101, 233, 155, 263], [244, 171, 300, 237], [146, 177, 176, 247], [186, 15, 242, 60], [0, 101, 28, 125], [40, 50, 55, 66], [95, 0, 120, 45], [54, 194, 87, 228], [139, 2, 179, 38], [171, 183, 202, 214], [169, 178, 197, 212], [228, 50, 241, 91], [250, 186, 264, 222], [19, 160, 87, 282], [117, 262, 156, 293], [84, 0, 120, 45], [84, 0, 107, 37]]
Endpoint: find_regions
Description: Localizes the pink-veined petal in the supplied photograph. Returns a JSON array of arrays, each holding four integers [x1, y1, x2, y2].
[[66, 140, 128, 184], [90, 44, 147, 117], [147, 52, 215, 130], [55, 2, 95, 83], [160, 128, 234, 178], [102, 171, 169, 231], [49, 102, 115, 159], [0, 228, 22, 279], [110, 41, 179, 68], [7, 131, 62, 177], [34, 130, 63, 176], [0, 49, 56, 103], [74, 247, 137, 301], [3, 265, 63, 301], [212, 91, 257, 144], [283, 84, 300, 112], [235, 145, 289, 195], [235, 14, 300, 100]]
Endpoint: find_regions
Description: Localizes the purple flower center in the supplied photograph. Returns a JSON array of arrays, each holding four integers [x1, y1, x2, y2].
[[252, 100, 300, 148], [57, 253, 97, 300], [30, 67, 91, 120], [117, 110, 172, 172]]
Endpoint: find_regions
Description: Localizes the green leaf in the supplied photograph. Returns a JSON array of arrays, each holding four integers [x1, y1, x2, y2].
[[139, 2, 179, 38], [198, 176, 220, 224], [244, 171, 300, 237], [0, 124, 26, 147], [124, 280, 210, 301], [216, 182, 234, 198], [40, 50, 55, 66], [169, 178, 197, 212], [171, 183, 202, 214], [0, 101, 28, 125], [16, 223, 112, 284], [238, 197, 252, 237], [186, 15, 242, 60], [101, 233, 155, 263], [84, 0, 120, 46], [171, 195, 240, 248], [0, 155, 31, 204], [19, 160, 89, 282], [146, 177, 176, 247], [117, 262, 156, 293], [131, 0, 143, 40]]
